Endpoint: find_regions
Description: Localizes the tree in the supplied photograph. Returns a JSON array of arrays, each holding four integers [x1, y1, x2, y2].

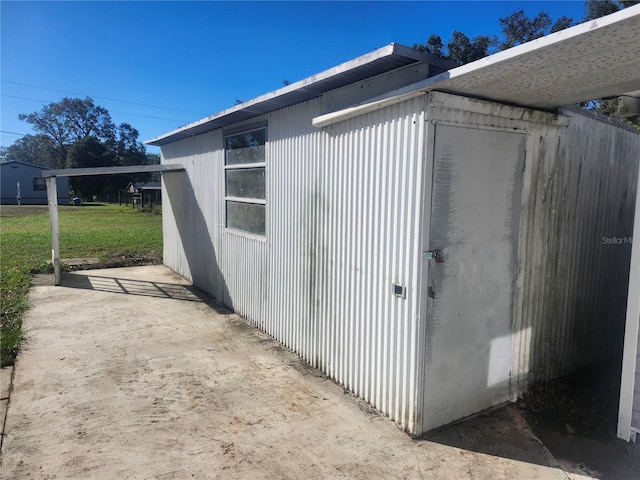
[[413, 7, 576, 64], [114, 123, 146, 166], [499, 10, 552, 49], [13, 97, 154, 199], [583, 0, 639, 21], [19, 97, 116, 167], [412, 34, 444, 57], [498, 11, 576, 49], [447, 32, 497, 64], [550, 16, 574, 33], [1, 134, 60, 168], [583, 0, 621, 20], [66, 136, 111, 197], [413, 32, 497, 65]]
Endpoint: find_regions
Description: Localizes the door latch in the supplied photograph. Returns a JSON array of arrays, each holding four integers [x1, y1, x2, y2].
[[422, 249, 445, 263]]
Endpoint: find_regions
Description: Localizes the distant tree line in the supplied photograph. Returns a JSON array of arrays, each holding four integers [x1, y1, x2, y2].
[[1, 97, 160, 200]]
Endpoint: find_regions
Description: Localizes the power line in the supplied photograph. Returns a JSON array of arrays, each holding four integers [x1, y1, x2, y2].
[[1, 94, 192, 123], [1, 80, 208, 116], [0, 130, 29, 136]]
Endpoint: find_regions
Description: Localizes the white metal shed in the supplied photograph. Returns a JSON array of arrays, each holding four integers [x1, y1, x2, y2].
[[147, 7, 640, 437]]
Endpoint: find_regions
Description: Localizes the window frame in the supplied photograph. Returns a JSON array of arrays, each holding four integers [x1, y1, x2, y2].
[[223, 125, 267, 237]]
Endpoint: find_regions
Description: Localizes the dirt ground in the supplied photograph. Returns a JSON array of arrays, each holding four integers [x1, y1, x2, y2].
[[1, 266, 638, 479]]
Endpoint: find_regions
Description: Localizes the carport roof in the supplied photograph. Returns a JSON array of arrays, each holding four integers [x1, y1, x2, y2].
[[146, 5, 640, 147], [41, 164, 185, 178]]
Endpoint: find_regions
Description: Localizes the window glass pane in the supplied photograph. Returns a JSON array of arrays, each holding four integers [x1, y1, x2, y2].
[[226, 201, 265, 235], [225, 129, 266, 165], [226, 168, 265, 199]]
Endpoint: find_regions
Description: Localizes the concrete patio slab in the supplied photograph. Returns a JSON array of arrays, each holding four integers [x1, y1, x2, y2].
[[0, 266, 622, 479]]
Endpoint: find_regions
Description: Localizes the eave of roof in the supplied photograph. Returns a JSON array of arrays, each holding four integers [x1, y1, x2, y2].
[[422, 4, 640, 109], [147, 5, 640, 147], [145, 43, 453, 146]]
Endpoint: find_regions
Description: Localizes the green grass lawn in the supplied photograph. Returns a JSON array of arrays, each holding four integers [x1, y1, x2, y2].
[[0, 204, 163, 367]]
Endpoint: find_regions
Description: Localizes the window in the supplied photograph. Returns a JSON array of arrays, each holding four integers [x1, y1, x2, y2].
[[33, 177, 46, 191], [224, 127, 266, 235]]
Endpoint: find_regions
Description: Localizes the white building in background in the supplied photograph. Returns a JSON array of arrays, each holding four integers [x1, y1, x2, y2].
[[1, 160, 69, 205]]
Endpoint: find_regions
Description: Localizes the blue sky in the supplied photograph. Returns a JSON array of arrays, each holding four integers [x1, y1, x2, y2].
[[1, 1, 587, 154]]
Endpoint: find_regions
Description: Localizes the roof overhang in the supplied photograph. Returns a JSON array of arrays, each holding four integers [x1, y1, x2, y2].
[[41, 164, 185, 178], [147, 5, 640, 147], [420, 4, 640, 109], [145, 43, 454, 146]]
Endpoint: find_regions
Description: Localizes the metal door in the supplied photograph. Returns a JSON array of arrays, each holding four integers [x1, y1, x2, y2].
[[422, 124, 525, 432]]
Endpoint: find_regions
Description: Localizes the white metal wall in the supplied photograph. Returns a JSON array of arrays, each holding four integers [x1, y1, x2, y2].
[[317, 97, 427, 431], [512, 108, 640, 393], [263, 100, 323, 357], [160, 90, 639, 436], [161, 130, 225, 298], [162, 102, 323, 333], [161, 96, 427, 433]]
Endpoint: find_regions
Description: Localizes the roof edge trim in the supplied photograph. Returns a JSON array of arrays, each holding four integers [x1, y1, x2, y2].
[[145, 43, 448, 146]]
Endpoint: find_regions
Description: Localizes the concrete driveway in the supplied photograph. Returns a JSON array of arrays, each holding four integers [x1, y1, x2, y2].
[[0, 266, 630, 479]]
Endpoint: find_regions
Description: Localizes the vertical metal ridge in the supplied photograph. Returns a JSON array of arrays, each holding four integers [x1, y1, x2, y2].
[[515, 111, 640, 388], [160, 96, 426, 433], [317, 97, 425, 427]]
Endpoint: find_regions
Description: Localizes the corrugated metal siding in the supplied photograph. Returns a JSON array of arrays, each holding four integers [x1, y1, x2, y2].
[[160, 103, 326, 345], [317, 97, 426, 431], [161, 88, 639, 435], [161, 96, 426, 433], [161, 130, 225, 296], [513, 110, 640, 391], [265, 101, 323, 360]]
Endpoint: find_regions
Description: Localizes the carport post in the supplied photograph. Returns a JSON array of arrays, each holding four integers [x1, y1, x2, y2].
[[45, 176, 61, 285]]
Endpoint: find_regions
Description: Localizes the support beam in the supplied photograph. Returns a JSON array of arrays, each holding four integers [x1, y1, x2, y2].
[[618, 166, 640, 442], [45, 176, 61, 285]]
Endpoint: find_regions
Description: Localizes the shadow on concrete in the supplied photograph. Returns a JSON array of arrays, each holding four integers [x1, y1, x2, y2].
[[422, 403, 640, 480], [522, 408, 640, 480], [421, 405, 559, 468], [57, 272, 211, 304], [162, 156, 231, 307]]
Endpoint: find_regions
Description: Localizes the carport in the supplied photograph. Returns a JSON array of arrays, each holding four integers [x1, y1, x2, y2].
[[41, 164, 185, 285]]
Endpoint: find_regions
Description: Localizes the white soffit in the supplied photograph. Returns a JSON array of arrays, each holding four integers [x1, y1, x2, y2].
[[427, 4, 640, 109]]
